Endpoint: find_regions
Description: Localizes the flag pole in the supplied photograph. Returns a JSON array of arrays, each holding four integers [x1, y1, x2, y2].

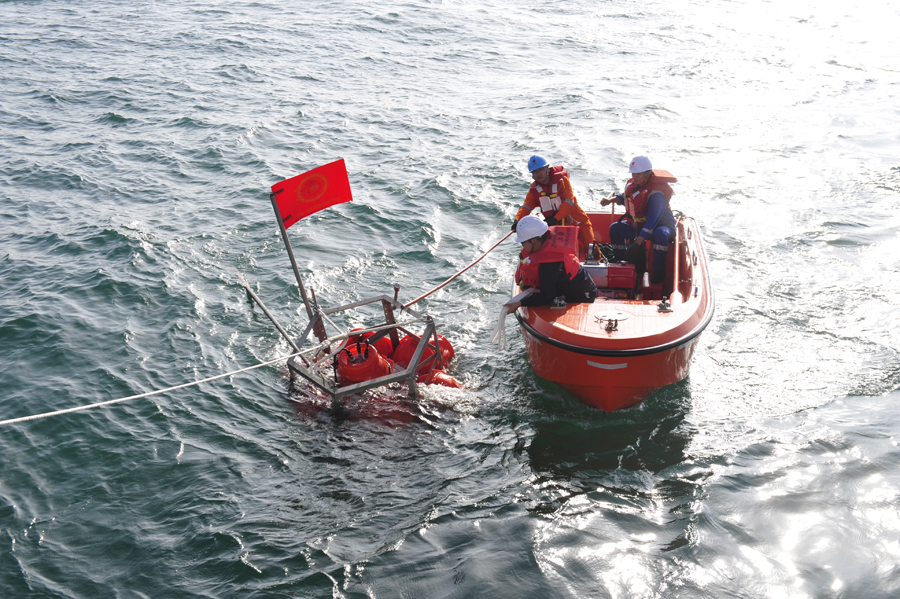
[[269, 192, 326, 341]]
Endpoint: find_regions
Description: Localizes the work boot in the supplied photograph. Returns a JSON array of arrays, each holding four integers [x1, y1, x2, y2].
[[650, 268, 665, 285]]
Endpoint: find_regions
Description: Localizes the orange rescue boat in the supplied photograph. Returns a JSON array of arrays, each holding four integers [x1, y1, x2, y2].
[[513, 211, 714, 412]]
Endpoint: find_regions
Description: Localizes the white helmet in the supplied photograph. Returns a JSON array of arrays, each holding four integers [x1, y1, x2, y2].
[[515, 215, 549, 243], [629, 156, 652, 173]]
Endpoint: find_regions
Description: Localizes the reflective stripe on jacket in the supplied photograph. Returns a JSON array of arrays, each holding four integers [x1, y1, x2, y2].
[[624, 171, 676, 223]]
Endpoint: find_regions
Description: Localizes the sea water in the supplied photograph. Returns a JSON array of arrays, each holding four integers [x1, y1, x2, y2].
[[2, 0, 899, 597]]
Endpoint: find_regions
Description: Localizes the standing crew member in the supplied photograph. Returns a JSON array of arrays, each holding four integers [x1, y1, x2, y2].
[[512, 155, 595, 256], [600, 156, 677, 284], [504, 216, 597, 311]]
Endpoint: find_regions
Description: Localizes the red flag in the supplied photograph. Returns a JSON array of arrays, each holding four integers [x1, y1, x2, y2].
[[270, 159, 353, 229]]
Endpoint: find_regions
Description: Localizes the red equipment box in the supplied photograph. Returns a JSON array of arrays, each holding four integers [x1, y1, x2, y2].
[[607, 263, 636, 288], [584, 262, 636, 289]]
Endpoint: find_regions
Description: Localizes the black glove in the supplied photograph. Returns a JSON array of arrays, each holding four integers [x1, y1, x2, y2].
[[545, 216, 560, 227], [626, 241, 644, 265], [510, 219, 518, 232]]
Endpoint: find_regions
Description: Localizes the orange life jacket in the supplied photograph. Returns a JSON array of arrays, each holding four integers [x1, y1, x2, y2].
[[515, 227, 581, 288], [624, 170, 676, 223], [528, 166, 579, 225]]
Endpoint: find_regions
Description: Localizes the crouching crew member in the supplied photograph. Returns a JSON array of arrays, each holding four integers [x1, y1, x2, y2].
[[600, 155, 677, 284], [512, 155, 595, 256], [504, 216, 597, 311]]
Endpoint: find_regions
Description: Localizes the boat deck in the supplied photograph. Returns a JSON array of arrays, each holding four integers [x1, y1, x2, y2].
[[518, 212, 712, 353]]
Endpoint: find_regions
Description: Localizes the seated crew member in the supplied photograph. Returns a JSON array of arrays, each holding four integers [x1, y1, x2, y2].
[[511, 155, 595, 256], [600, 155, 677, 284], [504, 215, 597, 311]]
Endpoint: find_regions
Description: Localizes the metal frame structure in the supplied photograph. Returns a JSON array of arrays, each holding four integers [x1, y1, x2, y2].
[[241, 282, 446, 402], [240, 190, 448, 403]]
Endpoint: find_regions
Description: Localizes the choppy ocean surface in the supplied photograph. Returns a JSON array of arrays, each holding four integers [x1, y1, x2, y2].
[[2, 0, 900, 596]]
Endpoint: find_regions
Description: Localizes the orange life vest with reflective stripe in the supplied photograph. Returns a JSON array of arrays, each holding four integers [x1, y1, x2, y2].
[[624, 170, 676, 223], [528, 166, 579, 225], [515, 227, 581, 288]]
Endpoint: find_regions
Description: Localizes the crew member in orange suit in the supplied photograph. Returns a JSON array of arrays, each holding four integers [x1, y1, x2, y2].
[[511, 155, 595, 256]]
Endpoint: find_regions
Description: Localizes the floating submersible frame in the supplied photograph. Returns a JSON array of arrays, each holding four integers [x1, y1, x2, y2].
[[238, 190, 450, 403]]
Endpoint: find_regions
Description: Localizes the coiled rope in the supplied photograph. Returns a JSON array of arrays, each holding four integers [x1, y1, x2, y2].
[[597, 242, 616, 263], [0, 351, 301, 427]]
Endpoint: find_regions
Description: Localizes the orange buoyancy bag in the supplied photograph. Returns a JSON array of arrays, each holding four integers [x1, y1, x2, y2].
[[392, 334, 455, 374], [515, 226, 581, 288], [341, 328, 394, 358], [416, 369, 462, 389], [336, 340, 394, 385]]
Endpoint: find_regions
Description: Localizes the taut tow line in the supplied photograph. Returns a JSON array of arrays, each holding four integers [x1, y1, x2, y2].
[[403, 231, 513, 309], [0, 352, 301, 427], [2, 231, 516, 427]]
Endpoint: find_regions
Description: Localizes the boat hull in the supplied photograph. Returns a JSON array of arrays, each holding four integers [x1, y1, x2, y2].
[[513, 213, 713, 412], [519, 318, 700, 411]]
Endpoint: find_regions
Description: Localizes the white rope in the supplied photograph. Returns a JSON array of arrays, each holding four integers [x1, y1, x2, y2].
[[488, 289, 536, 350], [0, 351, 302, 427]]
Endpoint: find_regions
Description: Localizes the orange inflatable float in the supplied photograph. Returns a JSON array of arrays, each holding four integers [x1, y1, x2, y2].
[[391, 334, 454, 374], [335, 340, 395, 385], [335, 335, 461, 389], [340, 328, 394, 358], [416, 369, 462, 389]]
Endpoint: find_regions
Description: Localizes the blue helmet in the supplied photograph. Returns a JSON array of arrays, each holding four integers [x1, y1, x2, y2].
[[527, 155, 549, 172]]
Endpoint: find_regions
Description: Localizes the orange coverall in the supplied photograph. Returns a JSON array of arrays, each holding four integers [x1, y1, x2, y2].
[[515, 172, 595, 254]]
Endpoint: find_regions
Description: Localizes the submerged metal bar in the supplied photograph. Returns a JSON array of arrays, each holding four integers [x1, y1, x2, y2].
[[381, 298, 401, 351], [403, 320, 436, 400], [287, 349, 423, 402], [429, 317, 444, 370], [317, 306, 347, 339], [294, 317, 319, 357], [332, 369, 412, 401], [287, 356, 334, 395], [241, 280, 310, 367]]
